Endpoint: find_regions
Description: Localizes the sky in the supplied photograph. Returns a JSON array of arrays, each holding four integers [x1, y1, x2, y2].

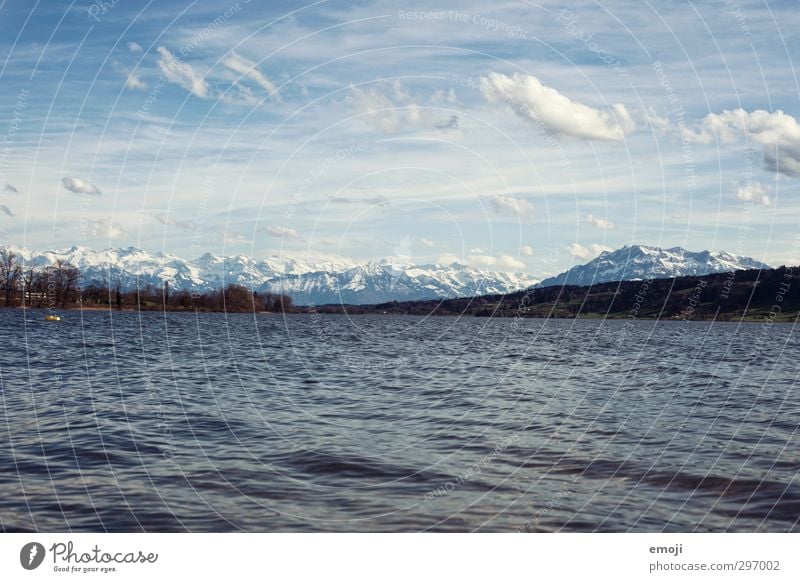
[[0, 0, 799, 277]]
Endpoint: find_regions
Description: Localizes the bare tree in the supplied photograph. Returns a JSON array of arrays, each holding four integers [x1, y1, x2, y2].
[[22, 266, 36, 308], [0, 249, 23, 307], [115, 278, 122, 310], [223, 284, 252, 312], [50, 260, 80, 308]]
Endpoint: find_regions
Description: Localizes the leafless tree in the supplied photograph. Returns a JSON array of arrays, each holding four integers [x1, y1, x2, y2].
[[0, 249, 23, 306], [49, 260, 80, 308]]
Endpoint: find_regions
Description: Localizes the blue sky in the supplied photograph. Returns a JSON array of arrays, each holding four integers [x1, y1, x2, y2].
[[1, 0, 799, 277]]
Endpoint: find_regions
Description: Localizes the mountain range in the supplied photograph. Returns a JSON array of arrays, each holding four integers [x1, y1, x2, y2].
[[2, 245, 538, 305], [536, 245, 770, 288], [1, 244, 770, 305]]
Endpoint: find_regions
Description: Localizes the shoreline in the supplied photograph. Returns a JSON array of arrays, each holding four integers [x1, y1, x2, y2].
[[6, 305, 796, 323]]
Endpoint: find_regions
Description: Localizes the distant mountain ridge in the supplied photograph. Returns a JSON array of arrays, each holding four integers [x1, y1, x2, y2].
[[266, 261, 536, 305], [537, 244, 770, 288], [1, 244, 770, 305], [2, 245, 538, 305]]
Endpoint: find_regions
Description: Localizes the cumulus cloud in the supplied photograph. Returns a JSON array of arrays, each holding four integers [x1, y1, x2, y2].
[[586, 213, 615, 230], [490, 194, 534, 223], [62, 177, 100, 195], [568, 242, 612, 261], [126, 41, 143, 53], [85, 217, 126, 239], [520, 245, 534, 256], [684, 109, 800, 176], [222, 52, 279, 99], [437, 251, 525, 271], [437, 252, 461, 265], [480, 72, 634, 141], [265, 226, 301, 240], [467, 253, 526, 271], [419, 238, 435, 248], [156, 46, 209, 98], [0, 204, 14, 218], [736, 181, 772, 206]]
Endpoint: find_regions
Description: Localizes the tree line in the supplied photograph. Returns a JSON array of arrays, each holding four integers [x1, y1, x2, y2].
[[0, 249, 294, 313], [308, 266, 799, 321]]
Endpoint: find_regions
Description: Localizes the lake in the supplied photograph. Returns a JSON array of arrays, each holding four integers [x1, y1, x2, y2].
[[0, 309, 797, 531]]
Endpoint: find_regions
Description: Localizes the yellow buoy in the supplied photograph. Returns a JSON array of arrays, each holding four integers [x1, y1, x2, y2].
[[44, 314, 61, 322]]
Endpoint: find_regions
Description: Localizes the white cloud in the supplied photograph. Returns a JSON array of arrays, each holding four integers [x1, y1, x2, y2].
[[113, 60, 146, 91], [480, 72, 634, 141], [347, 82, 453, 133], [392, 79, 410, 102], [222, 52, 279, 99], [265, 226, 301, 240], [586, 213, 615, 230], [0, 204, 14, 218], [62, 177, 100, 195], [149, 212, 195, 231], [431, 88, 457, 104], [568, 242, 612, 261], [490, 194, 534, 223], [643, 107, 670, 132], [436, 251, 525, 271], [348, 85, 404, 133], [156, 46, 209, 98], [520, 245, 534, 256], [125, 70, 147, 90], [684, 109, 800, 176], [419, 238, 435, 248], [736, 181, 772, 206], [219, 84, 262, 107], [85, 217, 126, 239], [467, 253, 526, 271], [126, 41, 143, 53], [222, 231, 249, 245], [437, 253, 461, 265]]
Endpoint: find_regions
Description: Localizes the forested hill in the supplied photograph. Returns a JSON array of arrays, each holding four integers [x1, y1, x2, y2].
[[309, 267, 800, 322]]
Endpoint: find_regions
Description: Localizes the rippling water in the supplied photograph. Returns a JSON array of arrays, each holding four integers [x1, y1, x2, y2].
[[0, 309, 798, 532]]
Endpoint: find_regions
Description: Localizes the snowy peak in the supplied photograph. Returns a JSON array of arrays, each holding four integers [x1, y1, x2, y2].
[[538, 245, 770, 288], [3, 243, 765, 305], [264, 261, 536, 305], [0, 245, 538, 305]]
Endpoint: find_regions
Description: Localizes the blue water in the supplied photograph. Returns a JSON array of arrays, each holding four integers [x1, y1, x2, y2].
[[0, 309, 798, 531]]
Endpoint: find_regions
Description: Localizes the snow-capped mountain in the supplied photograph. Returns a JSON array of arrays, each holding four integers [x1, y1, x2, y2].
[[2, 245, 538, 305], [537, 245, 770, 288], [264, 261, 537, 305]]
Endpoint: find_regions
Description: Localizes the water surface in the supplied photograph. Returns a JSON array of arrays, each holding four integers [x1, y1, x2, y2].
[[0, 309, 798, 531]]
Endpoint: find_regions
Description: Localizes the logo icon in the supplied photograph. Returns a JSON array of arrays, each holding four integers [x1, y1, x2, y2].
[[20, 542, 45, 570]]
